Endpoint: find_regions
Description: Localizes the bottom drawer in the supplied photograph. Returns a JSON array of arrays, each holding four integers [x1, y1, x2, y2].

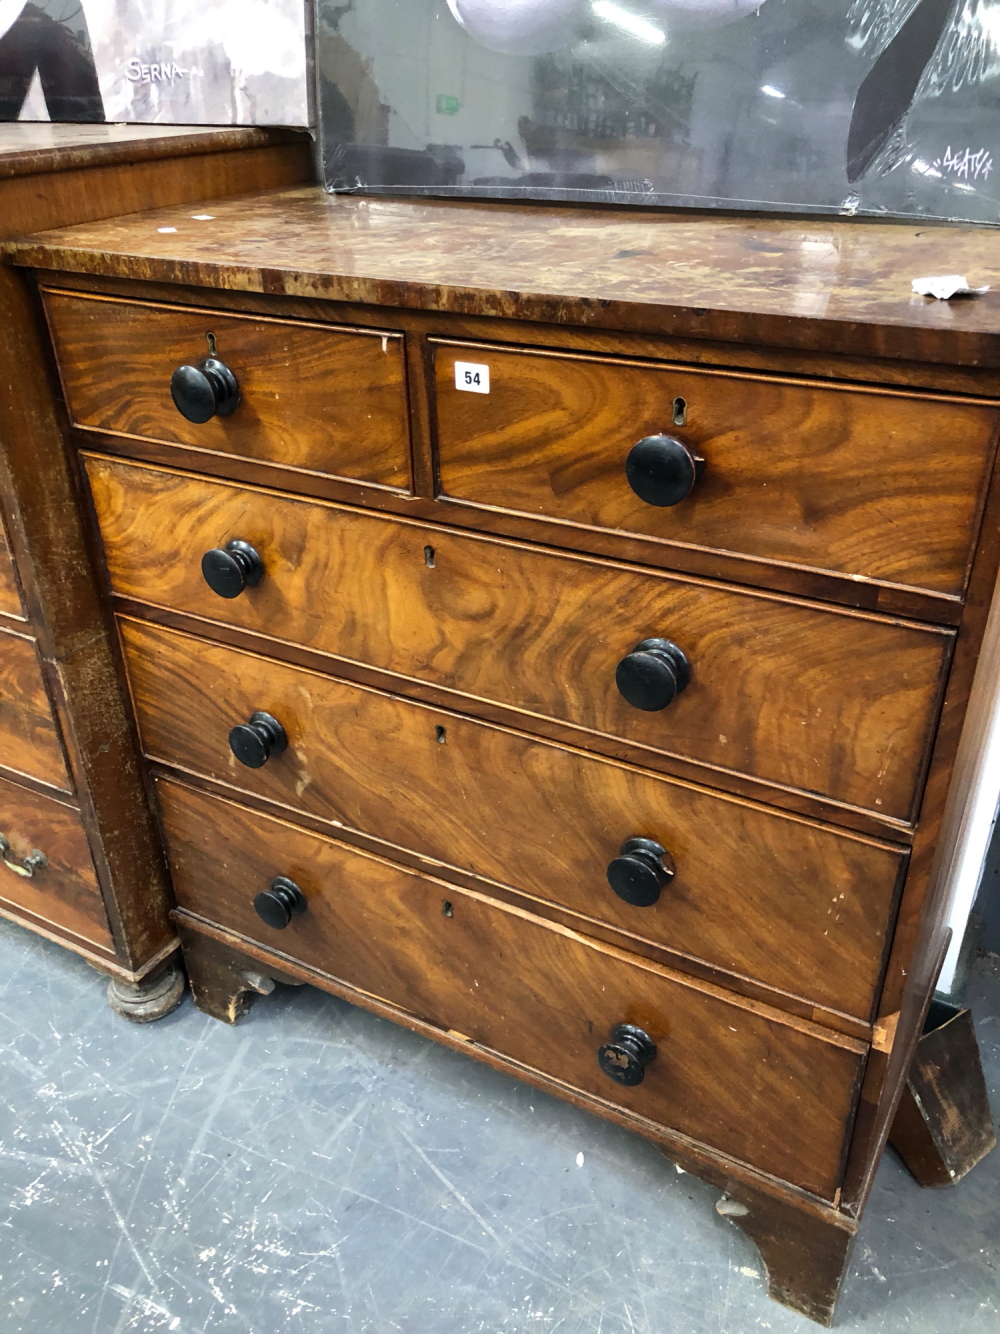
[[0, 774, 112, 950], [159, 778, 866, 1200]]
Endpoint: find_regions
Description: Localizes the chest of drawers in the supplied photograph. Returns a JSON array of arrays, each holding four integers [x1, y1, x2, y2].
[[0, 126, 311, 1016], [8, 188, 1000, 1320]]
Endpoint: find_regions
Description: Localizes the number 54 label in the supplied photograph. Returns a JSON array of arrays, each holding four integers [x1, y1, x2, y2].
[[454, 361, 490, 394]]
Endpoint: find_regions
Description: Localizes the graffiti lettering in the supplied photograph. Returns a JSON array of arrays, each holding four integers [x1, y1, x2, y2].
[[933, 145, 994, 182], [126, 58, 190, 84]]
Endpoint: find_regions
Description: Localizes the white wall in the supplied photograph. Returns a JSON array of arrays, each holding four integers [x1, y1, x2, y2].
[[932, 579, 1000, 994]]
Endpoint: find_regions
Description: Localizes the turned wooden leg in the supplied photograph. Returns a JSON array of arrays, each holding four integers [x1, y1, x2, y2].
[[716, 1188, 858, 1326], [176, 922, 278, 1024], [106, 959, 185, 1023]]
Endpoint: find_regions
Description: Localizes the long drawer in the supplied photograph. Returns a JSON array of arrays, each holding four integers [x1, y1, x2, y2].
[[45, 290, 412, 491], [0, 626, 71, 790], [0, 773, 111, 949], [122, 618, 906, 1020], [159, 778, 866, 1199], [433, 339, 1000, 598], [0, 527, 20, 618], [88, 455, 953, 823]]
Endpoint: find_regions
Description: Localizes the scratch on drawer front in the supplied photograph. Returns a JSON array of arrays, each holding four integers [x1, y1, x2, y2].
[[872, 1012, 900, 1054]]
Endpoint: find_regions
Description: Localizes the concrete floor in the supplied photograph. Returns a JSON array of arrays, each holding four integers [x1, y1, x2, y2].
[[1, 918, 997, 1334]]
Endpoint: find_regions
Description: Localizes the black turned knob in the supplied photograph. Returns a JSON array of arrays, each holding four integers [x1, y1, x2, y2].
[[254, 875, 307, 930], [615, 638, 690, 712], [201, 540, 265, 599], [597, 1024, 657, 1087], [228, 711, 287, 769], [626, 434, 705, 507], [170, 357, 240, 423], [607, 837, 675, 908]]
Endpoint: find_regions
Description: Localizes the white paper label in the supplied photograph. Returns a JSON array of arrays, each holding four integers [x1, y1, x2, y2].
[[454, 361, 490, 394]]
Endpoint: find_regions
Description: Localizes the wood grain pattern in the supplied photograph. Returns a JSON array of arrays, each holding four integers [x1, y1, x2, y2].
[[0, 772, 111, 948], [0, 144, 312, 246], [0, 124, 308, 181], [87, 455, 954, 823], [46, 267, 1000, 409], [158, 777, 864, 1199], [45, 290, 411, 490], [0, 625, 70, 790], [11, 188, 1000, 368], [121, 617, 907, 1021], [434, 340, 999, 598], [0, 526, 20, 617], [0, 126, 311, 973], [37, 268, 996, 622]]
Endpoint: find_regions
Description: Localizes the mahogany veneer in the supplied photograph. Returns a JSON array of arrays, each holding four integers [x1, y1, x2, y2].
[[118, 616, 907, 1026], [45, 291, 411, 490], [159, 777, 865, 1201], [0, 126, 312, 1010], [85, 453, 953, 823], [432, 338, 999, 598], [8, 184, 999, 1317]]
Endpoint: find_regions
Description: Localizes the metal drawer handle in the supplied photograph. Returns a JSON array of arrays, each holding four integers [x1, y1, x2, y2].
[[0, 833, 47, 878]]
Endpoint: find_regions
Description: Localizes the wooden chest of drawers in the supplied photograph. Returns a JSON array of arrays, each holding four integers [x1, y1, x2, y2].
[[0, 126, 312, 1015], [10, 188, 1000, 1320]]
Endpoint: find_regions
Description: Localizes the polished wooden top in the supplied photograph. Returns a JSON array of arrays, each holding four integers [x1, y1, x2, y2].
[[6, 186, 1000, 365], [0, 124, 305, 181]]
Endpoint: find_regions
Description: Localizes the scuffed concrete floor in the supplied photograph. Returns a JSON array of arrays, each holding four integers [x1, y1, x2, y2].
[[1, 918, 997, 1334]]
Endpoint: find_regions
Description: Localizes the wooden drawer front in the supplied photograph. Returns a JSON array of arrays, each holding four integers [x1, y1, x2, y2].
[[124, 618, 904, 1021], [0, 773, 111, 948], [45, 290, 411, 490], [0, 528, 21, 618], [89, 456, 952, 822], [433, 341, 999, 597], [159, 778, 864, 1199], [0, 626, 70, 790]]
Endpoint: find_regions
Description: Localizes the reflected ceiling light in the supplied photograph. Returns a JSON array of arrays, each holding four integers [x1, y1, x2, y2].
[[445, 0, 760, 56], [760, 84, 785, 98], [446, 0, 584, 56], [592, 0, 667, 44], [648, 0, 762, 29]]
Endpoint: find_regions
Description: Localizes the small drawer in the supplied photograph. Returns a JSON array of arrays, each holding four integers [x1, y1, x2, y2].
[[44, 290, 412, 491], [0, 773, 111, 949], [433, 340, 1000, 598], [0, 528, 21, 618], [123, 618, 905, 1021], [0, 626, 71, 790], [160, 778, 865, 1199], [89, 456, 953, 823]]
